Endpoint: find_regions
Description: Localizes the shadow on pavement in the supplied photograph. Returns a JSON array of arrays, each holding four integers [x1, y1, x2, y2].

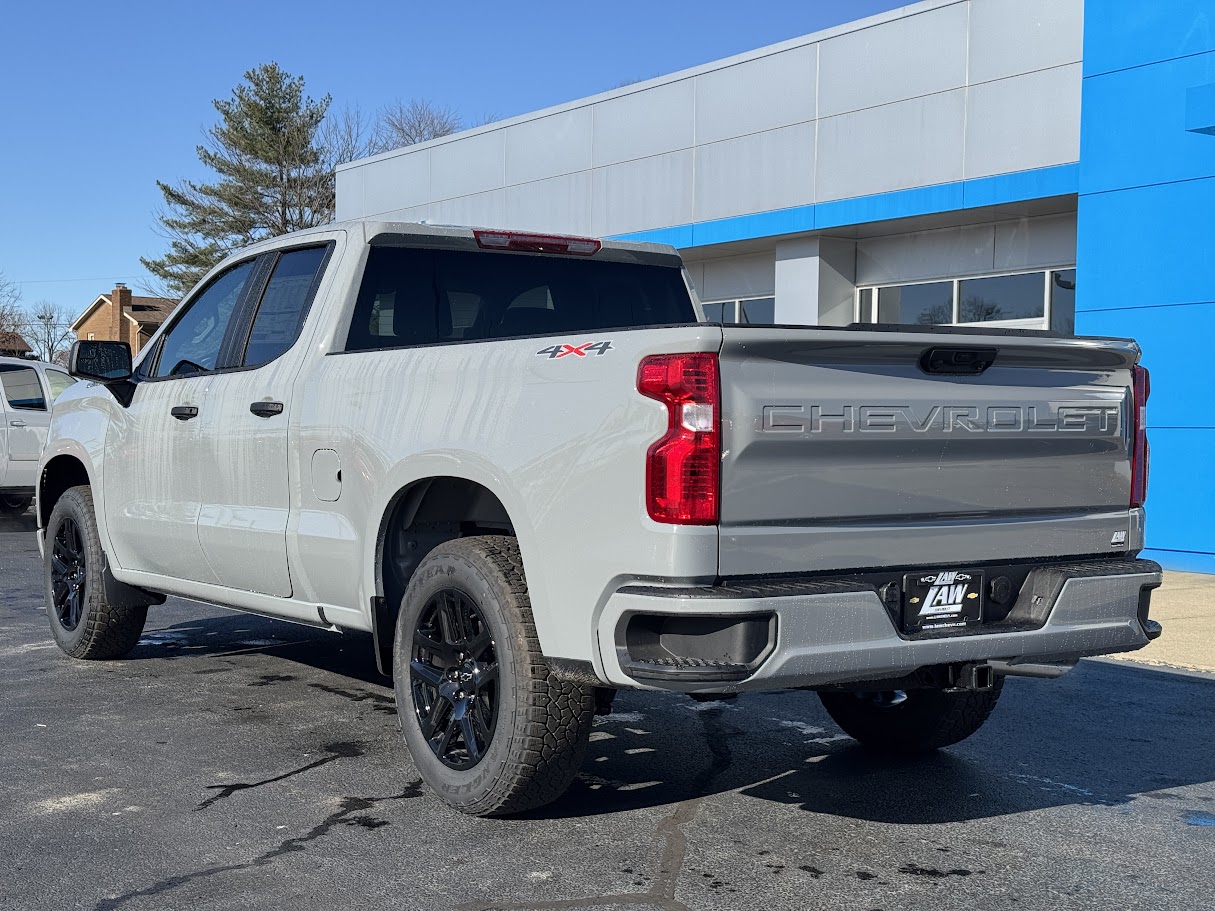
[[120, 610, 1215, 829], [0, 509, 39, 534]]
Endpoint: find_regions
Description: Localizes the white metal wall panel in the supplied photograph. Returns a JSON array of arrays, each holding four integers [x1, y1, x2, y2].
[[379, 205, 431, 223], [590, 79, 696, 167], [362, 149, 430, 216], [968, 0, 1084, 84], [817, 2, 969, 118], [696, 252, 776, 300], [694, 44, 817, 145], [856, 224, 996, 285], [684, 261, 705, 298], [590, 151, 694, 236], [504, 107, 593, 186], [430, 190, 506, 228], [993, 213, 1077, 271], [505, 173, 593, 235], [336, 0, 1086, 239], [817, 90, 966, 202], [964, 64, 1082, 179], [430, 129, 504, 201], [855, 214, 1077, 286], [694, 123, 815, 223], [334, 167, 364, 222]]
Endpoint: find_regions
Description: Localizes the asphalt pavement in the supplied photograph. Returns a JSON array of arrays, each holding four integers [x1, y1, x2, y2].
[[2, 508, 1213, 911]]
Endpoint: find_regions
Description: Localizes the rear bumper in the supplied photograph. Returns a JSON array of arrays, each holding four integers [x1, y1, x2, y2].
[[596, 559, 1162, 692]]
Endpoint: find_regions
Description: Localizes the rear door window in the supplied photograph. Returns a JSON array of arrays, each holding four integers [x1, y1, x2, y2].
[[241, 246, 329, 368], [0, 366, 47, 411], [345, 246, 695, 351]]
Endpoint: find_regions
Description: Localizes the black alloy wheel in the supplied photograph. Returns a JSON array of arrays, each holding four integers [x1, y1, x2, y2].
[[410, 588, 499, 770], [50, 516, 86, 631]]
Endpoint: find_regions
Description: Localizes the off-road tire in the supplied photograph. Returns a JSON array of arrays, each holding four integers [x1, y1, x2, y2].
[[818, 679, 1003, 753], [0, 495, 31, 515], [45, 486, 147, 659], [393, 536, 595, 816]]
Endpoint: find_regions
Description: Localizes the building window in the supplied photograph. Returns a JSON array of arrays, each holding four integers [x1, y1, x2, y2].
[[1050, 269, 1076, 335], [877, 282, 954, 325], [701, 296, 776, 324], [87, 332, 95, 340], [959, 273, 1045, 322], [855, 268, 1073, 331]]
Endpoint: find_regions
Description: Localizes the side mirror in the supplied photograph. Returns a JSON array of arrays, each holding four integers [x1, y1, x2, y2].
[[69, 340, 133, 382]]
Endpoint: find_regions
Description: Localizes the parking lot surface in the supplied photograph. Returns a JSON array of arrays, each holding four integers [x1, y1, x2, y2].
[[3, 509, 1214, 911]]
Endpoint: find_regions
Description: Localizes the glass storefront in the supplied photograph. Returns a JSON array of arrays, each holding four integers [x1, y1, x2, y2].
[[855, 268, 1075, 331], [701, 296, 776, 324]]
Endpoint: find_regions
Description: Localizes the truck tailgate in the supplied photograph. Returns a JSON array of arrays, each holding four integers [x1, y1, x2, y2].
[[718, 327, 1141, 575]]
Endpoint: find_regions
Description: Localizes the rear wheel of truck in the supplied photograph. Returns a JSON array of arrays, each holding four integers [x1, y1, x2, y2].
[[393, 536, 595, 816], [45, 486, 148, 660], [818, 679, 1003, 753], [0, 495, 31, 515]]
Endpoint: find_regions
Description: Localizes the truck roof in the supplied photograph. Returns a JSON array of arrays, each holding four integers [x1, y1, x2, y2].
[[229, 219, 682, 265]]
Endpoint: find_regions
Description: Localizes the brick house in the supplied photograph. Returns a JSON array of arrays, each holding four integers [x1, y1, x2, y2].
[[72, 284, 177, 355], [0, 331, 33, 358]]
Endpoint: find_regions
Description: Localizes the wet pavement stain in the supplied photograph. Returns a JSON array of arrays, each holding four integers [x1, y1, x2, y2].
[[455, 705, 739, 911], [897, 863, 981, 878], [195, 741, 366, 811], [309, 682, 398, 714], [1187, 811, 1215, 826], [94, 781, 424, 911], [248, 673, 297, 687]]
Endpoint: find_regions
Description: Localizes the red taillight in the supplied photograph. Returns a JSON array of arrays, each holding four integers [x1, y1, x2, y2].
[[473, 229, 601, 256], [1131, 364, 1150, 508], [638, 353, 720, 525]]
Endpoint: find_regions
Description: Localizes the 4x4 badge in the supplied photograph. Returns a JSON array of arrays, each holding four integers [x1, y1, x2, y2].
[[536, 341, 614, 359]]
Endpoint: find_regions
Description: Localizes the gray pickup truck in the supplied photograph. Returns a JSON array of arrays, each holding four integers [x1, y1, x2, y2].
[[39, 221, 1159, 815]]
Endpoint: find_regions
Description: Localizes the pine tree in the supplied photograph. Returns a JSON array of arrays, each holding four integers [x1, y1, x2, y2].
[[142, 63, 333, 297]]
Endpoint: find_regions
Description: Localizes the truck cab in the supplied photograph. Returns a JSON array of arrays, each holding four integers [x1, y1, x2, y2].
[[1, 356, 73, 514]]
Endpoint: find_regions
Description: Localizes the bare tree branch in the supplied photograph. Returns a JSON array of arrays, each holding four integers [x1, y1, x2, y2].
[[22, 301, 76, 363], [0, 271, 26, 345], [369, 99, 462, 154]]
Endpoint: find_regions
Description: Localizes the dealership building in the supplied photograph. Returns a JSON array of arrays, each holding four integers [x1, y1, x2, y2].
[[336, 0, 1215, 573]]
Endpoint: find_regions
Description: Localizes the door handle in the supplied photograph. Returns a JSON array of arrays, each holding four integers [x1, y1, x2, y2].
[[9, 420, 25, 427], [170, 405, 199, 421], [249, 400, 284, 418]]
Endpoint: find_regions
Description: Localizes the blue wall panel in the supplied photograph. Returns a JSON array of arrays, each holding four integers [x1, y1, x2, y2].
[[612, 167, 1077, 249], [961, 165, 1079, 208], [1076, 177, 1215, 310], [1084, 0, 1215, 76], [1080, 51, 1215, 193], [1132, 428, 1215, 556], [1081, 1, 1215, 569], [1076, 302, 1215, 430]]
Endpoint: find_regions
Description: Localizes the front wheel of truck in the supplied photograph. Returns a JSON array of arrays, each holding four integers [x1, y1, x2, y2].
[[818, 679, 1004, 753], [393, 536, 595, 816], [45, 486, 148, 660]]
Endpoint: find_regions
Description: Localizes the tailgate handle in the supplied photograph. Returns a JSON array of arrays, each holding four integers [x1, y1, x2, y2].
[[919, 346, 998, 376]]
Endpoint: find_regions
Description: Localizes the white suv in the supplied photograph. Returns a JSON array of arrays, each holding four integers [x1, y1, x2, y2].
[[1, 356, 74, 514]]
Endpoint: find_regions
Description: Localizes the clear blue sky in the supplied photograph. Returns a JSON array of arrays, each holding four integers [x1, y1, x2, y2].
[[0, 0, 902, 315]]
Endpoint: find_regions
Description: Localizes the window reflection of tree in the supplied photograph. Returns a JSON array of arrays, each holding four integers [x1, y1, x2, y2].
[[918, 302, 953, 325], [960, 296, 1004, 322]]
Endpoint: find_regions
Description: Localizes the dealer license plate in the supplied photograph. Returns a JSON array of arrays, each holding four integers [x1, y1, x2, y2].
[[902, 569, 985, 633]]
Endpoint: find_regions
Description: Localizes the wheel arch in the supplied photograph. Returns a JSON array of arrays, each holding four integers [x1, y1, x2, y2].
[[39, 453, 93, 531], [375, 475, 517, 612], [368, 466, 534, 677]]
